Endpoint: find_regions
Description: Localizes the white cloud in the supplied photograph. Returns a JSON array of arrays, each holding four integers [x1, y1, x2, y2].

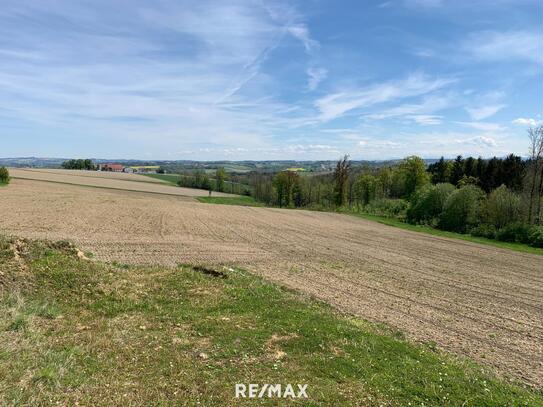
[[315, 73, 455, 122], [464, 30, 543, 65], [287, 24, 319, 53], [457, 135, 497, 147], [409, 115, 443, 125], [465, 104, 506, 120], [306, 67, 327, 91], [0, 0, 330, 159], [512, 117, 541, 126]]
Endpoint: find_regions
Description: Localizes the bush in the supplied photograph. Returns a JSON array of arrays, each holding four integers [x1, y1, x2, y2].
[[407, 183, 455, 224], [438, 185, 485, 233], [483, 185, 522, 229], [365, 198, 408, 218], [528, 227, 543, 248], [496, 222, 535, 244], [0, 166, 9, 184], [470, 224, 497, 239]]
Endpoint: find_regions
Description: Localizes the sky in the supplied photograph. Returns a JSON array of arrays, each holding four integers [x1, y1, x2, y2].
[[1, 0, 543, 160]]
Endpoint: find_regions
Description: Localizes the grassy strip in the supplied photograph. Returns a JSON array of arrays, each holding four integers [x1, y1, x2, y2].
[[143, 173, 181, 186], [346, 211, 543, 255], [144, 174, 253, 194], [197, 195, 263, 207], [0, 238, 541, 405]]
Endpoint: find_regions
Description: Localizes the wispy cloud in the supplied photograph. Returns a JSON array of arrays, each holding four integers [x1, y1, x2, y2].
[[365, 93, 455, 124], [464, 91, 506, 121], [307, 68, 328, 91], [315, 73, 455, 122], [287, 24, 319, 53], [463, 30, 543, 65], [0, 0, 537, 159], [410, 115, 443, 125], [465, 104, 506, 120]]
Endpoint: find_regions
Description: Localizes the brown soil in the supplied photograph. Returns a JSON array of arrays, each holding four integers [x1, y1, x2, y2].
[[1, 178, 542, 387], [11, 168, 169, 183], [9, 168, 234, 197]]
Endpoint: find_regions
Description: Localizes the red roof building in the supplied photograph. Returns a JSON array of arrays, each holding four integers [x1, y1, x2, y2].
[[99, 163, 124, 172]]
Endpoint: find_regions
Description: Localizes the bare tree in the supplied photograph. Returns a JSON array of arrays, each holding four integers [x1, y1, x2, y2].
[[333, 155, 351, 207], [526, 126, 543, 223]]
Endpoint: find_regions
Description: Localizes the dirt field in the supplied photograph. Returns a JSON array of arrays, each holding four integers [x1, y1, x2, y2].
[[11, 168, 168, 183], [1, 178, 542, 387], [9, 168, 234, 197]]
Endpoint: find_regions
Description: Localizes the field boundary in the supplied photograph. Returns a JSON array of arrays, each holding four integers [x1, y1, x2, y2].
[[9, 177, 199, 199], [12, 168, 168, 185], [347, 212, 543, 256], [196, 198, 543, 256]]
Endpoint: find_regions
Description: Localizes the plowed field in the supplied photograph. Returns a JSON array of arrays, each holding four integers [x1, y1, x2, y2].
[[9, 168, 233, 197], [1, 178, 542, 387]]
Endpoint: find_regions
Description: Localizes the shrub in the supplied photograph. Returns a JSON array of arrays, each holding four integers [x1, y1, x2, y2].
[[0, 166, 10, 184], [407, 183, 455, 224], [438, 185, 485, 233], [496, 222, 534, 244], [365, 198, 408, 218], [470, 224, 497, 239], [528, 227, 543, 248], [483, 185, 522, 229]]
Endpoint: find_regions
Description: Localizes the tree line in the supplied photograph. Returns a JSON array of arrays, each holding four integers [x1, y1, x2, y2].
[[243, 126, 543, 248], [177, 168, 251, 195], [61, 159, 95, 170]]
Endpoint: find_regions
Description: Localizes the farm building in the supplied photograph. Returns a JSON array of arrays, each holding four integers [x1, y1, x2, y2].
[[98, 163, 124, 172]]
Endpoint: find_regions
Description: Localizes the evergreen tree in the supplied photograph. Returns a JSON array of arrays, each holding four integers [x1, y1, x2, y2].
[[450, 156, 464, 186]]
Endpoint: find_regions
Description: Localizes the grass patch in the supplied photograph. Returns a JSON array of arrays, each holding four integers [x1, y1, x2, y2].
[[0, 239, 541, 405], [197, 195, 263, 207], [348, 211, 543, 256], [143, 173, 182, 186]]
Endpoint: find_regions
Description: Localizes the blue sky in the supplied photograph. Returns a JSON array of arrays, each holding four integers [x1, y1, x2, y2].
[[1, 0, 542, 160]]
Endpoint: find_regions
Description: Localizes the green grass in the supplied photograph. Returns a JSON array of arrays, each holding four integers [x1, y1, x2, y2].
[[144, 174, 252, 193], [0, 237, 541, 405], [143, 173, 182, 186], [197, 195, 263, 207], [346, 211, 543, 256]]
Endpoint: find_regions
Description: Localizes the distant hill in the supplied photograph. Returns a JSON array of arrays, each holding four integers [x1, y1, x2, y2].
[[0, 157, 442, 173]]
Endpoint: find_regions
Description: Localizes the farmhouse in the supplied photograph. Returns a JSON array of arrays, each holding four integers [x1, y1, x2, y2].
[[98, 163, 124, 172]]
